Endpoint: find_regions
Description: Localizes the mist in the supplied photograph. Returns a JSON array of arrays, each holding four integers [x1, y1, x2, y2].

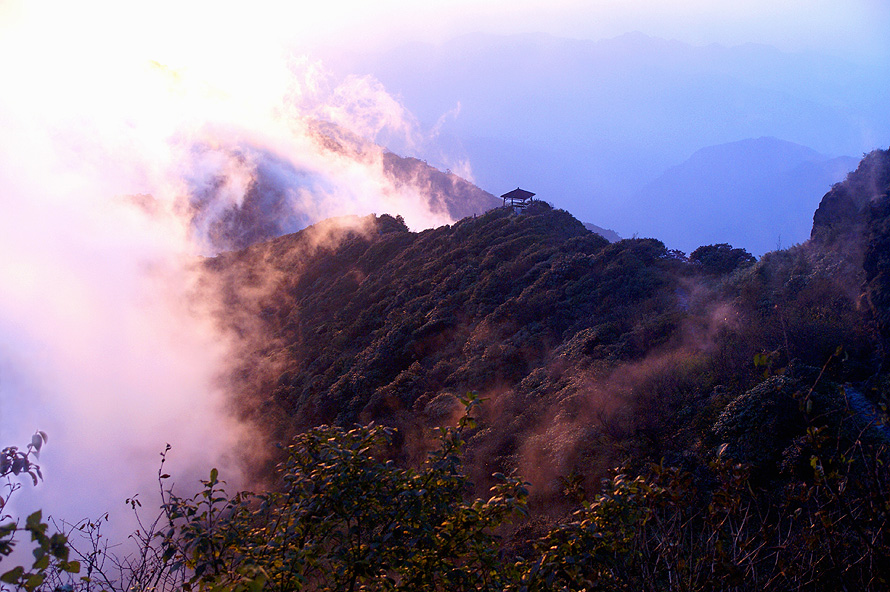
[[0, 1, 462, 548]]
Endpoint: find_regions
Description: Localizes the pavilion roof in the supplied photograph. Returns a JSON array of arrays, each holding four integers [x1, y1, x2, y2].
[[501, 188, 535, 201]]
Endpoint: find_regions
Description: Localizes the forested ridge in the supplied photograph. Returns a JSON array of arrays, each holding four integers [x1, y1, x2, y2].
[[3, 149, 890, 590], [206, 151, 885, 493]]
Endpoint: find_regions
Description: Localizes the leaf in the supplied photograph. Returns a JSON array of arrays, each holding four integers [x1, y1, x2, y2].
[[49, 533, 69, 560], [210, 468, 219, 483], [1, 566, 24, 584], [24, 573, 45, 591], [30, 434, 43, 456], [25, 511, 42, 529]]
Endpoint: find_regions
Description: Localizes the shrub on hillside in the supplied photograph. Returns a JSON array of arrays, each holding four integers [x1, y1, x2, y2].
[[690, 243, 755, 275]]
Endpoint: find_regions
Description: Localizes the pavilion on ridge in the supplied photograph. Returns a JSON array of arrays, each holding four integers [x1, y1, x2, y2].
[[501, 188, 535, 211]]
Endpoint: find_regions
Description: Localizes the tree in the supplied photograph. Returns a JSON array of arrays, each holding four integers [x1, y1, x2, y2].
[[690, 243, 755, 274]]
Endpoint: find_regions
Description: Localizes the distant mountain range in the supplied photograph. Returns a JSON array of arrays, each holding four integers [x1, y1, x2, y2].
[[381, 152, 500, 220], [328, 31, 886, 252], [583, 222, 621, 243], [628, 137, 857, 255], [181, 123, 499, 252]]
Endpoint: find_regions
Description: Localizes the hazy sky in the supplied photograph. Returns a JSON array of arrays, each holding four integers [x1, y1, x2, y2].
[[4, 1, 887, 75], [2, 1, 886, 154], [303, 0, 890, 61]]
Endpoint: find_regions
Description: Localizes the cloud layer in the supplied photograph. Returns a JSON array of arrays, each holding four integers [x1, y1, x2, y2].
[[0, 0, 457, 547]]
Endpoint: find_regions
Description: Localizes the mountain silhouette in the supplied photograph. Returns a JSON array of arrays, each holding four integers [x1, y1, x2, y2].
[[630, 137, 856, 255]]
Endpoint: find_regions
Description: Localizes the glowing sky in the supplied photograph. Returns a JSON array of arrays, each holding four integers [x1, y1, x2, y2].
[[2, 1, 886, 177], [4, 1, 888, 80], [319, 0, 890, 60]]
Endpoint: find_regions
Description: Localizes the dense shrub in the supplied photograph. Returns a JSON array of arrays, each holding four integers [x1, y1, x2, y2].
[[689, 243, 755, 275], [6, 392, 890, 591]]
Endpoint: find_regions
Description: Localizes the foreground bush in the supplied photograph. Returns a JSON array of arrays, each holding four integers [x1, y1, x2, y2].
[[156, 399, 528, 592], [4, 390, 890, 591]]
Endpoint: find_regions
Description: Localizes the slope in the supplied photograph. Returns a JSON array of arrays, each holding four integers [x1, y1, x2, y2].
[[203, 151, 888, 498]]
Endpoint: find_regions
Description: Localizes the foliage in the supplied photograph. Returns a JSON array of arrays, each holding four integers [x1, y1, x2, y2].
[[515, 427, 890, 591], [689, 243, 755, 275], [206, 206, 688, 485], [8, 391, 890, 592], [1, 433, 79, 592], [156, 395, 528, 591], [2, 433, 46, 558]]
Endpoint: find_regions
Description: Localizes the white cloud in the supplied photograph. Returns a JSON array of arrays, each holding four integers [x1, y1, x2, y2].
[[0, 0, 456, 548]]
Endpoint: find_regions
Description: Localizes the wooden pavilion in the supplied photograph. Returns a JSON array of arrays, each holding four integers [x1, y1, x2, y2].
[[501, 188, 535, 210]]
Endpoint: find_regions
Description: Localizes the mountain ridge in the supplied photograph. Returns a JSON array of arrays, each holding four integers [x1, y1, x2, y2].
[[205, 149, 890, 498]]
